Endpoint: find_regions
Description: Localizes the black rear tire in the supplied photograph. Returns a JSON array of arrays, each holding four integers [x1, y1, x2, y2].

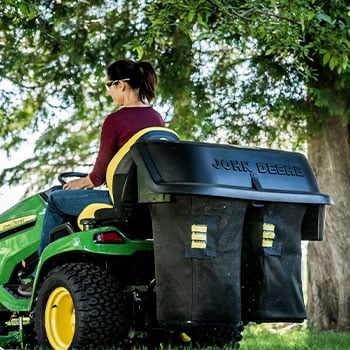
[[34, 262, 128, 349]]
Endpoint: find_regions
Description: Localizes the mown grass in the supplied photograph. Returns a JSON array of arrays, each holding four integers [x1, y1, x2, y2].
[[239, 323, 350, 350], [141, 323, 350, 350]]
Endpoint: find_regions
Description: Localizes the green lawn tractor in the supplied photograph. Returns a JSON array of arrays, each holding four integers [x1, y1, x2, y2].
[[0, 128, 332, 349]]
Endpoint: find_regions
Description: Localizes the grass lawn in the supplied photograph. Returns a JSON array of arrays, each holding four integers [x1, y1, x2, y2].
[[150, 323, 350, 349], [238, 323, 350, 350]]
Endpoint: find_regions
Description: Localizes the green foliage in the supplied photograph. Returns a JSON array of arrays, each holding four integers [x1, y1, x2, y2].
[[143, 0, 350, 145], [0, 0, 350, 190]]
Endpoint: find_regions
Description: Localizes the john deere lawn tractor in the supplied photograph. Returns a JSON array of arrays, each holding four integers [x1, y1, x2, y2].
[[0, 127, 332, 349]]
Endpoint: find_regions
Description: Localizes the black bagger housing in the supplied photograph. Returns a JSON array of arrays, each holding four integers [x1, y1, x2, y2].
[[130, 140, 333, 327]]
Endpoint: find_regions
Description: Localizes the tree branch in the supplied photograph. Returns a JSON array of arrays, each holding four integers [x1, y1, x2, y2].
[[206, 0, 299, 25]]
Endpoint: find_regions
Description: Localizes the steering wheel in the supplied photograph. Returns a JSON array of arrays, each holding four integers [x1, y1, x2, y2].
[[58, 172, 88, 185]]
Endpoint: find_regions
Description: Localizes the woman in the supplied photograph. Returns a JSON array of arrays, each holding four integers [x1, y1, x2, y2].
[[18, 59, 165, 296]]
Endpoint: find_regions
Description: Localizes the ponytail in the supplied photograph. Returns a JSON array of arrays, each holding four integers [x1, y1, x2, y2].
[[137, 61, 157, 103], [107, 59, 158, 103]]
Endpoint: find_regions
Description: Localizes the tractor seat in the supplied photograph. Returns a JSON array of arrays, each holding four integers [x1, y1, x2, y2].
[[77, 127, 179, 237]]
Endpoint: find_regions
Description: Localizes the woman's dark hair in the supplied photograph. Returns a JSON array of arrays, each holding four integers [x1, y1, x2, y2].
[[107, 59, 158, 103]]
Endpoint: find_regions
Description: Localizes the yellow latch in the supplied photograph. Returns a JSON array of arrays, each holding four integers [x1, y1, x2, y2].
[[191, 224, 207, 249], [262, 223, 275, 248]]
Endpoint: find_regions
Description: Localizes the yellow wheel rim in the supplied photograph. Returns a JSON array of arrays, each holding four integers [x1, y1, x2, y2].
[[45, 287, 75, 350]]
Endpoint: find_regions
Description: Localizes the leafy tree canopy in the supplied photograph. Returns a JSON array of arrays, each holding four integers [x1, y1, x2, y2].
[[0, 0, 349, 190]]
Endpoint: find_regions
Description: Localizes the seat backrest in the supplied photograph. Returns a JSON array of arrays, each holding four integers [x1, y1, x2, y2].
[[106, 127, 179, 203], [77, 127, 179, 232]]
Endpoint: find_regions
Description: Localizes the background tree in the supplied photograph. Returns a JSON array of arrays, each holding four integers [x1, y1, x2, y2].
[[1, 0, 349, 331]]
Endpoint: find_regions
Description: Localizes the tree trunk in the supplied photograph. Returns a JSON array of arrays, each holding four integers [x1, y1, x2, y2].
[[307, 114, 350, 331]]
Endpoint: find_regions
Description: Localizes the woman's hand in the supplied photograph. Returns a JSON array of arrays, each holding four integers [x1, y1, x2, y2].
[[63, 176, 94, 190]]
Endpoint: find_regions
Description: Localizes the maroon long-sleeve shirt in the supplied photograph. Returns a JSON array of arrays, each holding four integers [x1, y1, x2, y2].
[[89, 106, 164, 186]]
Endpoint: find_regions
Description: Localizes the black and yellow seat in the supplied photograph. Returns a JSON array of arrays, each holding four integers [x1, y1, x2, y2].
[[77, 127, 179, 237]]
